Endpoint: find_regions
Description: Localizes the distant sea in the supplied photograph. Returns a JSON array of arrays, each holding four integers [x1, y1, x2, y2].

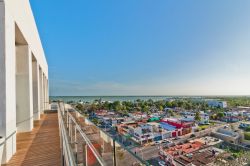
[[50, 96, 205, 103]]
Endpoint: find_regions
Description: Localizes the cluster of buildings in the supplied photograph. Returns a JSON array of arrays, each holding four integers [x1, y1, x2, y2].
[[181, 111, 210, 125], [221, 107, 250, 122], [91, 110, 211, 145], [159, 136, 224, 166], [88, 101, 250, 165]]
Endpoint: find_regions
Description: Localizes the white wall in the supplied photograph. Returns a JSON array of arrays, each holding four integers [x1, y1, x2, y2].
[[39, 67, 44, 113], [0, 0, 48, 163], [0, 1, 6, 140], [0, 2, 17, 163], [32, 60, 40, 120], [16, 45, 33, 132], [4, 0, 48, 77]]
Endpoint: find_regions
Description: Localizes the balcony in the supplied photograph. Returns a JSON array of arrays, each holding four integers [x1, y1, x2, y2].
[[2, 113, 61, 166], [1, 102, 148, 166]]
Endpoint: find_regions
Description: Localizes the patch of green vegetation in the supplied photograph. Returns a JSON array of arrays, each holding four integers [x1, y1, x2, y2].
[[244, 132, 250, 140], [245, 126, 250, 132], [210, 122, 215, 125], [92, 118, 99, 125], [225, 148, 244, 158], [198, 125, 209, 130]]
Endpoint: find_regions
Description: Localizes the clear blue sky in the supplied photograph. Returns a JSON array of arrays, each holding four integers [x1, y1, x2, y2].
[[30, 0, 250, 96]]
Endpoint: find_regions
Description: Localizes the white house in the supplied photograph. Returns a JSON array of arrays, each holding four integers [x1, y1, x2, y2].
[[207, 100, 227, 108], [129, 124, 154, 144]]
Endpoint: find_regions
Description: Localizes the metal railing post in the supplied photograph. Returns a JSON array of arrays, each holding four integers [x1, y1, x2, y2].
[[74, 126, 78, 162], [85, 144, 88, 166], [67, 111, 69, 128], [113, 139, 117, 166]]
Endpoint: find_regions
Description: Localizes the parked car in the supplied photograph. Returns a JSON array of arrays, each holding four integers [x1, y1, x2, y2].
[[158, 161, 166, 166], [155, 141, 161, 145], [161, 139, 171, 144], [151, 141, 161, 146]]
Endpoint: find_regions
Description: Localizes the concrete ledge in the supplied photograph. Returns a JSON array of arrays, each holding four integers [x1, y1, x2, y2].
[[44, 109, 58, 114], [0, 136, 5, 164]]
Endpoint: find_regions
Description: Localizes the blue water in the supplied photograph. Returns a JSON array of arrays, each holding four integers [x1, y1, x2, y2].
[[50, 96, 204, 103]]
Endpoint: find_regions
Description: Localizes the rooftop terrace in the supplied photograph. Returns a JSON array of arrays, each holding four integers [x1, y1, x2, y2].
[[3, 113, 61, 166]]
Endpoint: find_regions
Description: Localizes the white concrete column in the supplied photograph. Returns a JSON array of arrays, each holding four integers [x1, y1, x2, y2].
[[46, 78, 49, 109], [44, 76, 47, 110], [43, 75, 48, 110], [0, 2, 17, 163], [39, 68, 44, 114], [16, 45, 33, 132], [44, 78, 48, 110], [43, 74, 46, 111], [32, 60, 40, 120], [0, 1, 6, 143], [47, 79, 49, 109]]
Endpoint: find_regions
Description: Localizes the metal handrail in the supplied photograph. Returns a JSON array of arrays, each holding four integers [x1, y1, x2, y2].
[[84, 116, 149, 165], [57, 101, 107, 166], [67, 110, 107, 166], [58, 103, 77, 166]]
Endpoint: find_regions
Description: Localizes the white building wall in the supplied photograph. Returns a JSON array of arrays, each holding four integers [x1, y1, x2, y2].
[[39, 68, 44, 114], [43, 74, 46, 111], [4, 0, 48, 76], [0, 2, 17, 163], [16, 45, 34, 132], [0, 1, 6, 141], [0, 0, 48, 163], [32, 60, 40, 120]]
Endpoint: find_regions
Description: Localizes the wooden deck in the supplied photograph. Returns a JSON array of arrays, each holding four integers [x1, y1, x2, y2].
[[3, 113, 61, 166]]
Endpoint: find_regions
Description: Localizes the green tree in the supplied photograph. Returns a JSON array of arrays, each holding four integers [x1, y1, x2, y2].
[[103, 101, 110, 110], [217, 112, 224, 119], [245, 126, 250, 132], [76, 104, 84, 111], [195, 111, 201, 121], [159, 105, 163, 111], [89, 103, 97, 111], [113, 101, 121, 111], [168, 110, 175, 116], [165, 101, 173, 108]]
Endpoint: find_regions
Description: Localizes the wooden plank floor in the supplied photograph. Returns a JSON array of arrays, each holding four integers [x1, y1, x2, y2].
[[3, 113, 61, 166]]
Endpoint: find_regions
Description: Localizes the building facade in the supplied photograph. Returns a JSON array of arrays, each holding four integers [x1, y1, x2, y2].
[[0, 0, 49, 164], [207, 100, 227, 108]]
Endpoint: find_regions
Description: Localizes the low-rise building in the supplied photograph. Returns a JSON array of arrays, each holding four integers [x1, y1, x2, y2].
[[207, 100, 227, 108], [128, 112, 148, 120], [211, 128, 241, 144], [128, 124, 154, 144], [159, 122, 181, 138], [221, 116, 243, 123], [159, 141, 204, 165], [161, 118, 194, 136], [174, 147, 224, 166], [159, 137, 224, 166], [239, 122, 250, 129], [181, 111, 210, 125], [191, 136, 223, 146]]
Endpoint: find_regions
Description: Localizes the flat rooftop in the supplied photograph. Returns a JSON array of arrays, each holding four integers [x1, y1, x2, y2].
[[164, 141, 204, 158], [175, 148, 216, 166], [191, 136, 223, 146]]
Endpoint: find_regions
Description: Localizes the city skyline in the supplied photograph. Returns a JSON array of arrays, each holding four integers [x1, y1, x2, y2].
[[30, 0, 250, 96]]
